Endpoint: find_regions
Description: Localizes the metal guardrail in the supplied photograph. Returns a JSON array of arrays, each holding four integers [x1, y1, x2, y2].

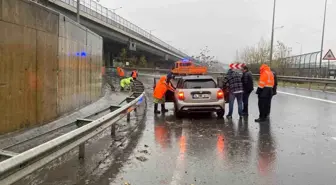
[[273, 75, 336, 91], [0, 81, 146, 185], [50, 0, 187, 58]]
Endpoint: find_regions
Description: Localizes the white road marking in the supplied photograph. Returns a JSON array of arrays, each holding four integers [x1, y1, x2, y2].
[[277, 91, 336, 104], [332, 137, 336, 141], [170, 128, 187, 185]]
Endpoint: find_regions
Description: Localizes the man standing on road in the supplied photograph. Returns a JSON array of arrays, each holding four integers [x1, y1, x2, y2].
[[117, 67, 125, 78], [131, 70, 138, 80], [225, 69, 244, 119], [153, 75, 175, 114], [255, 64, 274, 122], [241, 65, 254, 116], [266, 69, 278, 118]]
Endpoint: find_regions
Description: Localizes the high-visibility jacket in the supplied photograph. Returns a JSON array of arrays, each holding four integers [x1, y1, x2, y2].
[[258, 64, 274, 88], [131, 70, 138, 78], [153, 76, 175, 99], [120, 77, 133, 88], [256, 64, 274, 98], [117, 67, 125, 77]]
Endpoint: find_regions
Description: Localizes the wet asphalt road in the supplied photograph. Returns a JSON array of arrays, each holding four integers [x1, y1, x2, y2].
[[87, 76, 336, 185]]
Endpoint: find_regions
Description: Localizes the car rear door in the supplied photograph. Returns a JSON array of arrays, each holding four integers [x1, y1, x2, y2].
[[217, 76, 229, 103]]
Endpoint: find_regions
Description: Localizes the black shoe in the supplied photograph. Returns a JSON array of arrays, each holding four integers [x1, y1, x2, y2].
[[161, 104, 168, 113], [255, 118, 266, 122], [154, 104, 160, 114], [226, 115, 232, 119]]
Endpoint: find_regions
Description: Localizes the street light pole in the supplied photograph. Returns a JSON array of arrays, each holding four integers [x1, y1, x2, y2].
[[149, 29, 155, 39], [112, 7, 122, 13], [319, 0, 328, 75], [269, 0, 276, 67], [296, 42, 303, 55], [77, 0, 80, 23]]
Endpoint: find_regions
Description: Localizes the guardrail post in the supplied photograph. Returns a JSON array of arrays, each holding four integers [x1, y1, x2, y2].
[[127, 112, 131, 122], [323, 83, 328, 92], [76, 119, 93, 160], [111, 124, 116, 138], [308, 82, 312, 90], [126, 97, 135, 122], [79, 144, 85, 160]]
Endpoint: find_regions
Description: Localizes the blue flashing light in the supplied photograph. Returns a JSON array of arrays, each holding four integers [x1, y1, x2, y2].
[[81, 52, 87, 57], [137, 96, 144, 105], [76, 52, 80, 56], [182, 58, 190, 62]]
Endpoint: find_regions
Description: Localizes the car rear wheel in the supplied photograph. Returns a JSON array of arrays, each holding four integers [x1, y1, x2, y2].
[[174, 104, 183, 119], [216, 110, 225, 118]]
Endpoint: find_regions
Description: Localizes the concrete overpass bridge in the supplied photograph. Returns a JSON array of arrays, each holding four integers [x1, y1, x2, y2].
[[40, 0, 189, 67]]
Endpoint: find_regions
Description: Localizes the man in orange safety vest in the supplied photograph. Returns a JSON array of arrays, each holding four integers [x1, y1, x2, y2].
[[117, 67, 125, 78], [255, 64, 274, 122], [153, 75, 175, 114], [131, 70, 138, 80]]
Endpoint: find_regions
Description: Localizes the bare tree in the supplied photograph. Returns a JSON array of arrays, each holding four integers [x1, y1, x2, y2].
[[238, 38, 292, 73], [194, 46, 217, 68]]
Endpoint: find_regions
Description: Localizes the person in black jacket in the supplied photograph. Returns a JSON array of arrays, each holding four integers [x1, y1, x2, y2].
[[241, 66, 254, 116], [266, 69, 278, 118]]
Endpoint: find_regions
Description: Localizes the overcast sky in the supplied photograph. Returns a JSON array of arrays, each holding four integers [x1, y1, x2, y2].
[[95, 0, 336, 64]]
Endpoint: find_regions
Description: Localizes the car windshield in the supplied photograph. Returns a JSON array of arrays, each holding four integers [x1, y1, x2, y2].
[[183, 79, 216, 89]]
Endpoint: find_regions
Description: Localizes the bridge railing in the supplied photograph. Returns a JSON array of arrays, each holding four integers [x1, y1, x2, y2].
[[52, 0, 187, 58], [0, 80, 146, 185]]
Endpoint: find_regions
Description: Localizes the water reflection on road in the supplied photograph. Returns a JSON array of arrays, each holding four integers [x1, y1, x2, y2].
[[109, 109, 279, 185]]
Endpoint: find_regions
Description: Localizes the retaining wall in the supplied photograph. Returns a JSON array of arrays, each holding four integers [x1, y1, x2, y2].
[[0, 0, 103, 134]]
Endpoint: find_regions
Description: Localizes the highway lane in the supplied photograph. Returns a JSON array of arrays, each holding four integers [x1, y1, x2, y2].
[[86, 76, 336, 185]]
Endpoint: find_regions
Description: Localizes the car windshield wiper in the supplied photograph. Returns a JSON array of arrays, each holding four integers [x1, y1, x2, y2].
[[192, 86, 202, 89]]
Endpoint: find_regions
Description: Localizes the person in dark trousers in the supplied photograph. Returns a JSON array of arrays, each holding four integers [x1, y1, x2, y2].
[[255, 64, 274, 122], [153, 75, 175, 114], [225, 69, 244, 119], [241, 66, 254, 116], [266, 69, 278, 118]]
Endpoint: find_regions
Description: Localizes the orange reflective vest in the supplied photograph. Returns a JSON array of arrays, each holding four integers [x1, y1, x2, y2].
[[258, 64, 274, 88], [153, 76, 175, 99], [153, 76, 168, 99], [132, 70, 138, 78], [117, 67, 125, 77]]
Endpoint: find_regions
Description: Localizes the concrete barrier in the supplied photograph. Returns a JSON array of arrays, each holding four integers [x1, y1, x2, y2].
[[0, 0, 103, 134]]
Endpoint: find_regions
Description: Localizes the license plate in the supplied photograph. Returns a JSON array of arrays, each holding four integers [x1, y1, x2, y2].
[[193, 94, 209, 99]]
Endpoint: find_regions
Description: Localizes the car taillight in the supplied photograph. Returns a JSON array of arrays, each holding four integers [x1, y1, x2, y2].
[[217, 89, 224, 99], [178, 91, 185, 100]]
